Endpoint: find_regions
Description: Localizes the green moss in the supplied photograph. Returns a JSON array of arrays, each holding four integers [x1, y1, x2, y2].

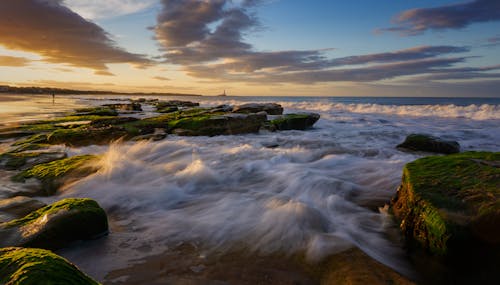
[[0, 247, 100, 284], [393, 151, 500, 255], [0, 198, 108, 249], [12, 134, 48, 146], [4, 198, 105, 228], [405, 151, 499, 211], [46, 127, 128, 146], [11, 155, 99, 195]]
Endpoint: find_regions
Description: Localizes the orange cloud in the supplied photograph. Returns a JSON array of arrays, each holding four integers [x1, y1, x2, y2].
[[0, 0, 152, 73], [0, 55, 30, 67]]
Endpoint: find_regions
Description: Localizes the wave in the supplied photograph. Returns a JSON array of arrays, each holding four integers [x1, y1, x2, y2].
[[203, 99, 500, 120]]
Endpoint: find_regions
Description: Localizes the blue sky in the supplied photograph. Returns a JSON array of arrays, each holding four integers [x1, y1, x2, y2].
[[0, 0, 499, 96]]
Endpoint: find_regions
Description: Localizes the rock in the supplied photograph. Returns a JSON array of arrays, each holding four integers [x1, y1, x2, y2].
[[269, 113, 320, 130], [0, 151, 67, 170], [103, 103, 142, 111], [232, 103, 283, 115], [46, 126, 129, 146], [397, 134, 460, 154], [321, 248, 415, 285], [11, 155, 100, 196], [155, 100, 199, 112], [209, 104, 233, 113], [169, 113, 267, 136], [131, 128, 167, 141], [0, 131, 35, 140], [74, 106, 118, 116], [0, 196, 46, 222], [0, 247, 99, 284], [89, 116, 139, 128], [157, 106, 178, 113], [0, 198, 108, 249], [391, 151, 500, 256]]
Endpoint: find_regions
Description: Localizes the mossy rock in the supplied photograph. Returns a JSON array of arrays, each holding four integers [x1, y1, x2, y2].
[[168, 113, 266, 136], [0, 247, 99, 284], [89, 116, 139, 128], [391, 151, 500, 256], [232, 103, 283, 115], [11, 155, 100, 196], [0, 198, 108, 249], [46, 127, 128, 146], [73, 107, 118, 116], [0, 152, 67, 171], [270, 113, 320, 131], [397, 134, 460, 154]]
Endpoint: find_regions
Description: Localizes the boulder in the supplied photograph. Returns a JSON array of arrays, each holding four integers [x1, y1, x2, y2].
[[11, 155, 100, 196], [391, 152, 500, 256], [397, 134, 460, 154], [169, 113, 267, 136], [0, 198, 108, 249], [269, 113, 320, 130], [232, 103, 283, 115], [0, 247, 99, 284], [0, 131, 35, 140]]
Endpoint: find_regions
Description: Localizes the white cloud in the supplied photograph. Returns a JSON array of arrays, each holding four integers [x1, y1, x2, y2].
[[63, 0, 157, 20]]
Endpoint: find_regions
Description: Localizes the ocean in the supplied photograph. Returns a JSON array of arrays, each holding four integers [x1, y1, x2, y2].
[[1, 94, 499, 283]]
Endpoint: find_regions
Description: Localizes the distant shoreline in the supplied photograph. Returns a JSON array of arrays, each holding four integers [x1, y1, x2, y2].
[[0, 85, 203, 97]]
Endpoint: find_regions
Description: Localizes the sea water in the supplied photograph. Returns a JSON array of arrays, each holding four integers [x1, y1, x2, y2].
[[1, 94, 499, 281]]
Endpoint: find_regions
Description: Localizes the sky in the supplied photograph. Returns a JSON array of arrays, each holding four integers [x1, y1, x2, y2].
[[0, 0, 500, 97]]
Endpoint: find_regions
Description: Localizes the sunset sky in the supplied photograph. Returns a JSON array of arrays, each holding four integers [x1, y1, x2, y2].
[[1, 0, 500, 96]]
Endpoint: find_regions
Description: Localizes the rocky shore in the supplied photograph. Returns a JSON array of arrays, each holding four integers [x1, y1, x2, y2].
[[0, 99, 498, 284]]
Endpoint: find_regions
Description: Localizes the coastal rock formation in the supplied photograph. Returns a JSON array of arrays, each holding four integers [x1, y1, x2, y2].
[[169, 113, 267, 136], [232, 103, 284, 115], [397, 134, 460, 154], [391, 151, 500, 256], [74, 106, 118, 116], [0, 247, 99, 284], [155, 100, 200, 113], [0, 198, 108, 250], [11, 155, 100, 196], [0, 151, 67, 170], [269, 113, 320, 130]]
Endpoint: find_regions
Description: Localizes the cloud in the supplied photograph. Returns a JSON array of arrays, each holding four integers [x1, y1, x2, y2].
[[0, 56, 31, 67], [380, 0, 500, 36], [63, 0, 157, 20], [153, 1, 499, 86], [0, 0, 152, 73], [152, 76, 170, 81]]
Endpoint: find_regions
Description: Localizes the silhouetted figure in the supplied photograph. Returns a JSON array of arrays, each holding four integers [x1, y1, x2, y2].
[[52, 93, 55, 104]]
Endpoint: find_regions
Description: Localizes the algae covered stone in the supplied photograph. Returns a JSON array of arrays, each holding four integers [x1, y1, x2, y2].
[[0, 198, 108, 249], [397, 134, 460, 154], [169, 113, 267, 136], [0, 247, 99, 284], [232, 103, 283, 115], [270, 113, 320, 131], [391, 151, 500, 255], [12, 155, 100, 196]]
